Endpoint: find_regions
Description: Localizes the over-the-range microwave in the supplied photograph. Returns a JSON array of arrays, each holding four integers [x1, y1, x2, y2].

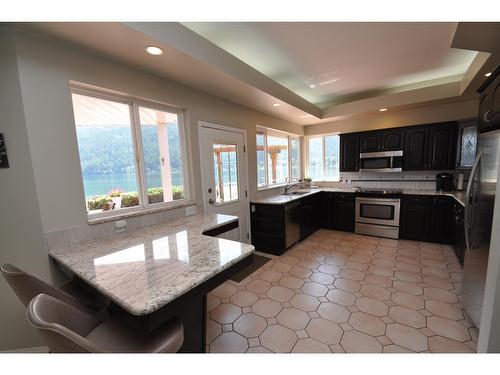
[[359, 150, 403, 172]]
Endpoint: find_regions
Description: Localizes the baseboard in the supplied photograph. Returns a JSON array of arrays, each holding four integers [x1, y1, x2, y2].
[[3, 346, 49, 353]]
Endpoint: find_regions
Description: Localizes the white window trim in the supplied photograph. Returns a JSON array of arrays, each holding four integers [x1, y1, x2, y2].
[[305, 133, 341, 182], [256, 126, 301, 190], [71, 85, 192, 221]]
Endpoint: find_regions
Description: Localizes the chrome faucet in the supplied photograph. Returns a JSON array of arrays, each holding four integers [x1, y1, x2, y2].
[[284, 181, 302, 195]]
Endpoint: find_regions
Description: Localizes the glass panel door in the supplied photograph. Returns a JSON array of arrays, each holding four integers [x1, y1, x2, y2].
[[213, 143, 239, 204]]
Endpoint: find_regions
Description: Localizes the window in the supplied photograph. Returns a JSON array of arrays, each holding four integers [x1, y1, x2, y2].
[[213, 143, 239, 203], [256, 127, 301, 189], [307, 134, 340, 181], [458, 125, 478, 168], [71, 88, 189, 218]]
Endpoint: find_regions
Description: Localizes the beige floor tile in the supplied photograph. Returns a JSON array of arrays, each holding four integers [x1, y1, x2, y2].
[[423, 287, 458, 303], [231, 290, 258, 308], [425, 300, 464, 320], [395, 262, 421, 273], [233, 313, 267, 338], [427, 316, 471, 342], [306, 318, 343, 345], [289, 266, 312, 279], [211, 283, 238, 299], [421, 267, 450, 279], [422, 276, 454, 290], [326, 289, 356, 306], [390, 292, 425, 310], [259, 270, 283, 283], [360, 284, 390, 301], [210, 332, 248, 353], [364, 274, 393, 288], [310, 272, 335, 285], [340, 269, 365, 281], [383, 344, 414, 353], [298, 260, 320, 270], [292, 338, 332, 353], [248, 337, 260, 347], [259, 325, 297, 353], [355, 297, 389, 317], [252, 298, 282, 318], [290, 293, 320, 312], [206, 319, 222, 344], [393, 280, 424, 295], [349, 312, 386, 336], [271, 262, 293, 273], [317, 302, 351, 323], [211, 303, 242, 324], [341, 330, 382, 353], [279, 275, 305, 289], [318, 263, 341, 275], [386, 323, 428, 352], [395, 271, 422, 283], [302, 282, 329, 297], [344, 261, 369, 271], [371, 258, 396, 268], [368, 265, 394, 277], [276, 307, 310, 330], [389, 306, 426, 328], [207, 294, 221, 312], [246, 279, 272, 294], [428, 336, 474, 353], [334, 278, 361, 292], [267, 286, 294, 302]]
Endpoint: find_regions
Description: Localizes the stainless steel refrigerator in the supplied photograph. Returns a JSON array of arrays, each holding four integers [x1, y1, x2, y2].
[[462, 128, 500, 328]]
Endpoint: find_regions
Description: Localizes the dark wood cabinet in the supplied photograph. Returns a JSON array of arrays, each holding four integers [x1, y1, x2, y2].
[[428, 123, 457, 170], [400, 195, 432, 241], [331, 193, 355, 232], [429, 196, 454, 244], [340, 134, 360, 172], [318, 192, 334, 229], [300, 194, 320, 240], [404, 126, 429, 170], [359, 132, 382, 153], [478, 65, 500, 132], [250, 203, 287, 255], [381, 128, 405, 151]]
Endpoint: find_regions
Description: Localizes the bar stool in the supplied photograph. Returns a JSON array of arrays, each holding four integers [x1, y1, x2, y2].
[[27, 294, 184, 353]]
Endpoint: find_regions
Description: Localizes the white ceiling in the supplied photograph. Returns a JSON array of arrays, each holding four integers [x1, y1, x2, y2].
[[184, 22, 478, 105]]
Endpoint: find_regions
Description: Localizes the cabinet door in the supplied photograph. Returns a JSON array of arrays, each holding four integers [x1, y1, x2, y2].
[[340, 134, 360, 172], [404, 127, 429, 170], [489, 77, 500, 127], [381, 128, 405, 151], [359, 132, 381, 153], [400, 195, 432, 241], [331, 193, 355, 232], [430, 196, 453, 244], [428, 123, 457, 170], [317, 192, 333, 229]]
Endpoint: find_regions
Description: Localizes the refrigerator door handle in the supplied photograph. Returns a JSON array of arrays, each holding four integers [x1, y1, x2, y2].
[[464, 151, 481, 254]]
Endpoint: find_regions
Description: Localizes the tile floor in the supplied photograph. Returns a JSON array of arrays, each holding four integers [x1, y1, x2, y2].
[[206, 229, 478, 353]]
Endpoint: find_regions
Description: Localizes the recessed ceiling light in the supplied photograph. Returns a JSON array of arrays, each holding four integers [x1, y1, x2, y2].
[[318, 78, 339, 86], [145, 46, 164, 55], [309, 84, 317, 89], [485, 72, 492, 77], [379, 108, 388, 112], [272, 103, 281, 107]]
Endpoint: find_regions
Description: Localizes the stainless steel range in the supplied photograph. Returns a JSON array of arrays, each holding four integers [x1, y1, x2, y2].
[[355, 189, 402, 239]]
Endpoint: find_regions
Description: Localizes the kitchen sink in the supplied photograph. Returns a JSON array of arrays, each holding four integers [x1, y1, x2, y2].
[[283, 191, 309, 196]]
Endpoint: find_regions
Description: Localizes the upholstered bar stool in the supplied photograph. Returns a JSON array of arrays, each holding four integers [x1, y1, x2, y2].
[[1, 263, 101, 315], [27, 294, 184, 353]]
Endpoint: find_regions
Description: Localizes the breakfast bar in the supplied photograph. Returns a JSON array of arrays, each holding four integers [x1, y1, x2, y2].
[[48, 213, 254, 352]]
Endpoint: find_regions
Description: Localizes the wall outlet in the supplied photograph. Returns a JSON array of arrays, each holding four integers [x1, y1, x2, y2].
[[114, 219, 127, 233], [185, 205, 198, 216]]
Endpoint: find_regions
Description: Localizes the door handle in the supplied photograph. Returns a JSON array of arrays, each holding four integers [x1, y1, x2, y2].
[[464, 152, 481, 254], [208, 198, 215, 205]]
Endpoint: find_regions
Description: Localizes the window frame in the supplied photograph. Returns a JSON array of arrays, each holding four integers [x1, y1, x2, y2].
[[71, 85, 191, 220], [306, 133, 341, 182], [256, 126, 301, 190]]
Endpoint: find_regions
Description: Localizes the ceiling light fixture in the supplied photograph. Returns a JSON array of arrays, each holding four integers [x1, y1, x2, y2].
[[379, 108, 388, 112], [145, 46, 164, 55], [309, 84, 317, 88], [485, 72, 492, 77], [318, 78, 339, 86], [272, 103, 281, 107]]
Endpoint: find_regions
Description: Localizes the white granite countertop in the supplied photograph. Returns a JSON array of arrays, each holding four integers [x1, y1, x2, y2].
[[49, 214, 254, 316], [251, 187, 465, 206]]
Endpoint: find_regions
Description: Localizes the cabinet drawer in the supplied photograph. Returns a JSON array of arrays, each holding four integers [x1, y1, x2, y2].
[[403, 195, 432, 205]]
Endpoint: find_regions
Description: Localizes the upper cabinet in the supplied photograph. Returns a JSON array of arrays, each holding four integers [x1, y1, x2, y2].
[[428, 122, 457, 170], [404, 126, 429, 170], [340, 133, 360, 172], [478, 65, 500, 133], [381, 128, 405, 151], [359, 132, 382, 153]]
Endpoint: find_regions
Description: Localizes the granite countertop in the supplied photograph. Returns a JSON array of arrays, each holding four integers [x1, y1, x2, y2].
[[49, 213, 254, 316], [251, 187, 465, 206]]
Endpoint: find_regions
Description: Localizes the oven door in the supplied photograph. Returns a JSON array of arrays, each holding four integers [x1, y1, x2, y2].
[[355, 197, 400, 226]]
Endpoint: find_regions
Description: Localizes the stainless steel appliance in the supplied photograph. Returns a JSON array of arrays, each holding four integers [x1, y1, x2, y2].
[[359, 150, 403, 172], [355, 189, 402, 239], [285, 200, 301, 248], [462, 128, 499, 328]]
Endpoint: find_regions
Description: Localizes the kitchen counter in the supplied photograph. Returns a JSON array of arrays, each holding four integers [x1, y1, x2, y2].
[[49, 213, 254, 316], [251, 187, 465, 206]]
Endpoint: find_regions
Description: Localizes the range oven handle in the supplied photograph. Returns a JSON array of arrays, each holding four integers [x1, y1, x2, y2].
[[464, 152, 481, 254], [355, 197, 401, 204]]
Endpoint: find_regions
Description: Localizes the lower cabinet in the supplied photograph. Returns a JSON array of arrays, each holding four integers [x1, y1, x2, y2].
[[400, 195, 455, 244], [331, 193, 355, 232], [300, 194, 320, 240]]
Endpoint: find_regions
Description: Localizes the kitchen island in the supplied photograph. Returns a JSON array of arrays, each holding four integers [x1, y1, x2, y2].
[[49, 213, 254, 352]]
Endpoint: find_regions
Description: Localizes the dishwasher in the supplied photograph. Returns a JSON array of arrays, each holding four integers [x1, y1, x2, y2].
[[285, 200, 301, 248]]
